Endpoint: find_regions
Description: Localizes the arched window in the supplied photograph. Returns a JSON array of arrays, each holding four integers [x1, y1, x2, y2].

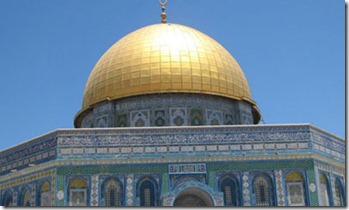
[[101, 178, 123, 206], [38, 181, 51, 206], [219, 175, 240, 206], [68, 178, 88, 206], [334, 178, 345, 206], [19, 187, 31, 206], [137, 177, 157, 206], [253, 173, 275, 206], [319, 173, 331, 206], [2, 190, 13, 206], [286, 171, 306, 206]]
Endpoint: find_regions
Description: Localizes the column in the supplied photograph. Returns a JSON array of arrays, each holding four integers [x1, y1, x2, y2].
[[274, 170, 285, 206], [241, 171, 251, 206], [125, 174, 135, 206], [90, 175, 99, 206]]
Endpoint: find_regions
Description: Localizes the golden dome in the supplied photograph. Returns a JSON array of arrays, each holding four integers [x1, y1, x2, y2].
[[81, 23, 256, 111]]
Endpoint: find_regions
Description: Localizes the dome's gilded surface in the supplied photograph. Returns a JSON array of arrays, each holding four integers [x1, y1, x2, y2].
[[81, 23, 255, 111]]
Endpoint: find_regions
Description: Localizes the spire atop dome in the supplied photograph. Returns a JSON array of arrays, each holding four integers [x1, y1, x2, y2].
[[159, 0, 168, 23]]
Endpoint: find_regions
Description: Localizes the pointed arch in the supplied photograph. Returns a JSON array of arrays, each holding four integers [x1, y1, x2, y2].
[[101, 177, 124, 206], [285, 171, 306, 206], [68, 177, 88, 206], [218, 174, 240, 206], [19, 186, 31, 206], [38, 181, 51, 206], [252, 173, 275, 206], [2, 190, 13, 206], [137, 176, 158, 206], [174, 187, 214, 206]]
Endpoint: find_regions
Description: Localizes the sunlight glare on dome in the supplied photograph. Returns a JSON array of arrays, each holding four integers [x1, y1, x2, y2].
[[80, 23, 255, 114]]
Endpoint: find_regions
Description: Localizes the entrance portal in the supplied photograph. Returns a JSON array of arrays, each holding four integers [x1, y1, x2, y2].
[[173, 188, 214, 207]]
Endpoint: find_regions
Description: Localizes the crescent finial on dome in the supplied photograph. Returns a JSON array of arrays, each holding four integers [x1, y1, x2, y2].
[[159, 0, 168, 23]]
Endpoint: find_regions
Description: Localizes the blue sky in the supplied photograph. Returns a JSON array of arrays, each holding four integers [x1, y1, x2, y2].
[[0, 0, 345, 150]]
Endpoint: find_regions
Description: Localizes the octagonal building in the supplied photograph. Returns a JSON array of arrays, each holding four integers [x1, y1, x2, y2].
[[0, 4, 345, 207]]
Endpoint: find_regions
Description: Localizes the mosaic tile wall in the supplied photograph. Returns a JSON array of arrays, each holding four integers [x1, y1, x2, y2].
[[54, 125, 344, 168], [0, 158, 345, 206], [0, 135, 57, 175], [79, 93, 254, 128], [0, 169, 56, 206], [0, 124, 345, 206]]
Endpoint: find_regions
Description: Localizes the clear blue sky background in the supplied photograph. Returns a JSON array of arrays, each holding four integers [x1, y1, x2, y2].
[[0, 0, 345, 150]]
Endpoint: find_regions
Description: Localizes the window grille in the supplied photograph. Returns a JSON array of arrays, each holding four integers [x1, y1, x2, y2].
[[224, 185, 233, 205], [144, 188, 151, 206], [334, 179, 345, 206], [334, 182, 342, 206], [254, 176, 270, 206], [220, 177, 239, 206], [104, 179, 122, 206], [140, 180, 156, 206]]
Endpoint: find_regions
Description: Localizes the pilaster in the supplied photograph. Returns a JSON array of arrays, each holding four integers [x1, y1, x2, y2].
[[241, 171, 251, 206], [90, 175, 99, 206], [125, 174, 134, 206], [274, 170, 285, 206]]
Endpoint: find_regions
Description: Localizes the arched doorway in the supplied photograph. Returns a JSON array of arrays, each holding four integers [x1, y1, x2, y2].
[[173, 188, 214, 207]]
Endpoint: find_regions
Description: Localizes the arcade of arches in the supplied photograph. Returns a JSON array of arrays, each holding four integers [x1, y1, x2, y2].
[[2, 170, 345, 207]]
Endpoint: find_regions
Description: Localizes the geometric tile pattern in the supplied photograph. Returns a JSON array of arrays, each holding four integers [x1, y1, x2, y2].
[[90, 175, 99, 206], [241, 171, 251, 206], [0, 124, 345, 207], [306, 167, 319, 206], [274, 170, 285, 206], [125, 174, 134, 206]]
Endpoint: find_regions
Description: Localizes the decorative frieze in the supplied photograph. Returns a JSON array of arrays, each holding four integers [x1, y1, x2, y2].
[[0, 124, 345, 177]]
